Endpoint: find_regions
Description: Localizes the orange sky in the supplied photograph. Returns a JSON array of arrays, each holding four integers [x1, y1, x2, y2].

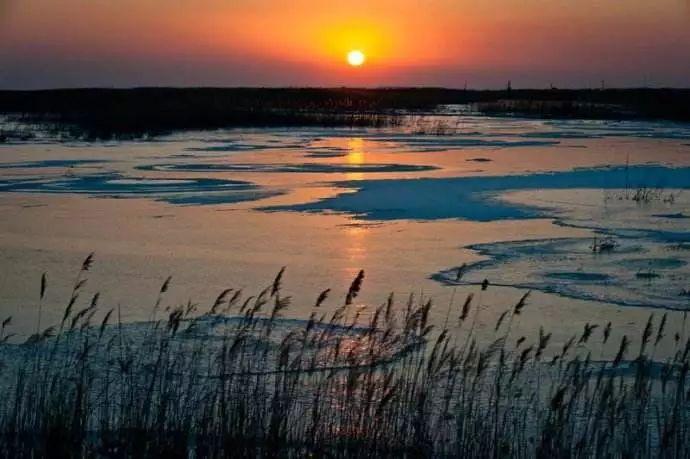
[[1, 0, 689, 88]]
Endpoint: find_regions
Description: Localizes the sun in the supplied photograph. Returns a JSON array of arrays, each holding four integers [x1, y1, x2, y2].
[[347, 50, 366, 67]]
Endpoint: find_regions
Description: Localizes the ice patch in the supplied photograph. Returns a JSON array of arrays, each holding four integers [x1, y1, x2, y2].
[[264, 165, 690, 221], [303, 147, 350, 158], [107, 179, 196, 185], [466, 158, 493, 163], [370, 135, 560, 152], [0, 159, 108, 169], [0, 173, 283, 206], [432, 236, 690, 310], [542, 119, 690, 141], [185, 138, 308, 153], [654, 213, 690, 220], [137, 163, 438, 174], [428, 180, 690, 310], [544, 272, 612, 282], [258, 163, 690, 310]]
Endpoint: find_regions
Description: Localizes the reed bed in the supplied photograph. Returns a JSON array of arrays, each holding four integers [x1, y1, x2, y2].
[[0, 110, 404, 141], [3, 87, 690, 140], [1, 255, 689, 458]]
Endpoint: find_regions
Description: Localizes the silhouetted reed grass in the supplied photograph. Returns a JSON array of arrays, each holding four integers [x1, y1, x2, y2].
[[1, 254, 689, 457], [3, 87, 690, 140]]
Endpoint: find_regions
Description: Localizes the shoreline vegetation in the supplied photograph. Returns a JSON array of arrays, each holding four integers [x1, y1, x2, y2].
[[1, 256, 690, 457], [1, 87, 689, 140]]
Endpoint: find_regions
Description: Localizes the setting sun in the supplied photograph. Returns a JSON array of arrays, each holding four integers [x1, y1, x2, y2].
[[347, 50, 366, 67]]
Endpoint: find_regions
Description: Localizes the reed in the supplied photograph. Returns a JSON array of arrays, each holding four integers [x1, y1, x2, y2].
[[3, 87, 690, 140], [0, 255, 689, 457]]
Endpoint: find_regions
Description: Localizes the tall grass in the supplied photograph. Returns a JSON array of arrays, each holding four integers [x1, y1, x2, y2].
[[3, 87, 690, 140], [1, 255, 689, 457]]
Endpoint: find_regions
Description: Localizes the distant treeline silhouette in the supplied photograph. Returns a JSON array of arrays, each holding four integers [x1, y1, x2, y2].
[[1, 87, 689, 139]]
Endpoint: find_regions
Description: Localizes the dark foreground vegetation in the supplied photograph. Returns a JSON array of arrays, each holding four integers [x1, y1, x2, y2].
[[0, 87, 689, 140], [1, 255, 690, 457]]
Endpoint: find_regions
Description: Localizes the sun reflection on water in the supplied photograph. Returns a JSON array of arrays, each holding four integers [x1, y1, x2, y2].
[[346, 137, 365, 181], [344, 226, 367, 263]]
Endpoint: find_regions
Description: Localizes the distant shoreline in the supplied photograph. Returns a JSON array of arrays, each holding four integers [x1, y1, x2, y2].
[[2, 87, 689, 140]]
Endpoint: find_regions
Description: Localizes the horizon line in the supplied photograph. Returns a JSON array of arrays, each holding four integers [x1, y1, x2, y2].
[[2, 85, 690, 92]]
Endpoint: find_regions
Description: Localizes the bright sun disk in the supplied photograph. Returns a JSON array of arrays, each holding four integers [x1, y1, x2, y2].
[[347, 50, 366, 67]]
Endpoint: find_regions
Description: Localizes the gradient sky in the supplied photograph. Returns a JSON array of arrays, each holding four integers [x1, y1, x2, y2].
[[1, 0, 689, 89]]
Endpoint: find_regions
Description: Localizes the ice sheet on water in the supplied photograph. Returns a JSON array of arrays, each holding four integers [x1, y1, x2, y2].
[[0, 159, 109, 169], [303, 147, 350, 158], [265, 165, 690, 221], [261, 163, 690, 309], [156, 118, 690, 158], [433, 237, 690, 310], [431, 185, 690, 310], [0, 172, 283, 205], [541, 119, 690, 140], [137, 162, 438, 174]]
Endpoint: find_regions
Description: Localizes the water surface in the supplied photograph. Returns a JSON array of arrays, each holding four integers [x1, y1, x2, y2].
[[2, 113, 690, 354]]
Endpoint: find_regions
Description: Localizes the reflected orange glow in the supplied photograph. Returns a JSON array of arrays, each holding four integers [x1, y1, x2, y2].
[[346, 138, 365, 165], [342, 223, 368, 293], [344, 226, 367, 263], [346, 138, 365, 181]]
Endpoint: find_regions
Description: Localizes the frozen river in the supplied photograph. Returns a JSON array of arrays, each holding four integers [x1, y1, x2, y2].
[[2, 113, 690, 357]]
